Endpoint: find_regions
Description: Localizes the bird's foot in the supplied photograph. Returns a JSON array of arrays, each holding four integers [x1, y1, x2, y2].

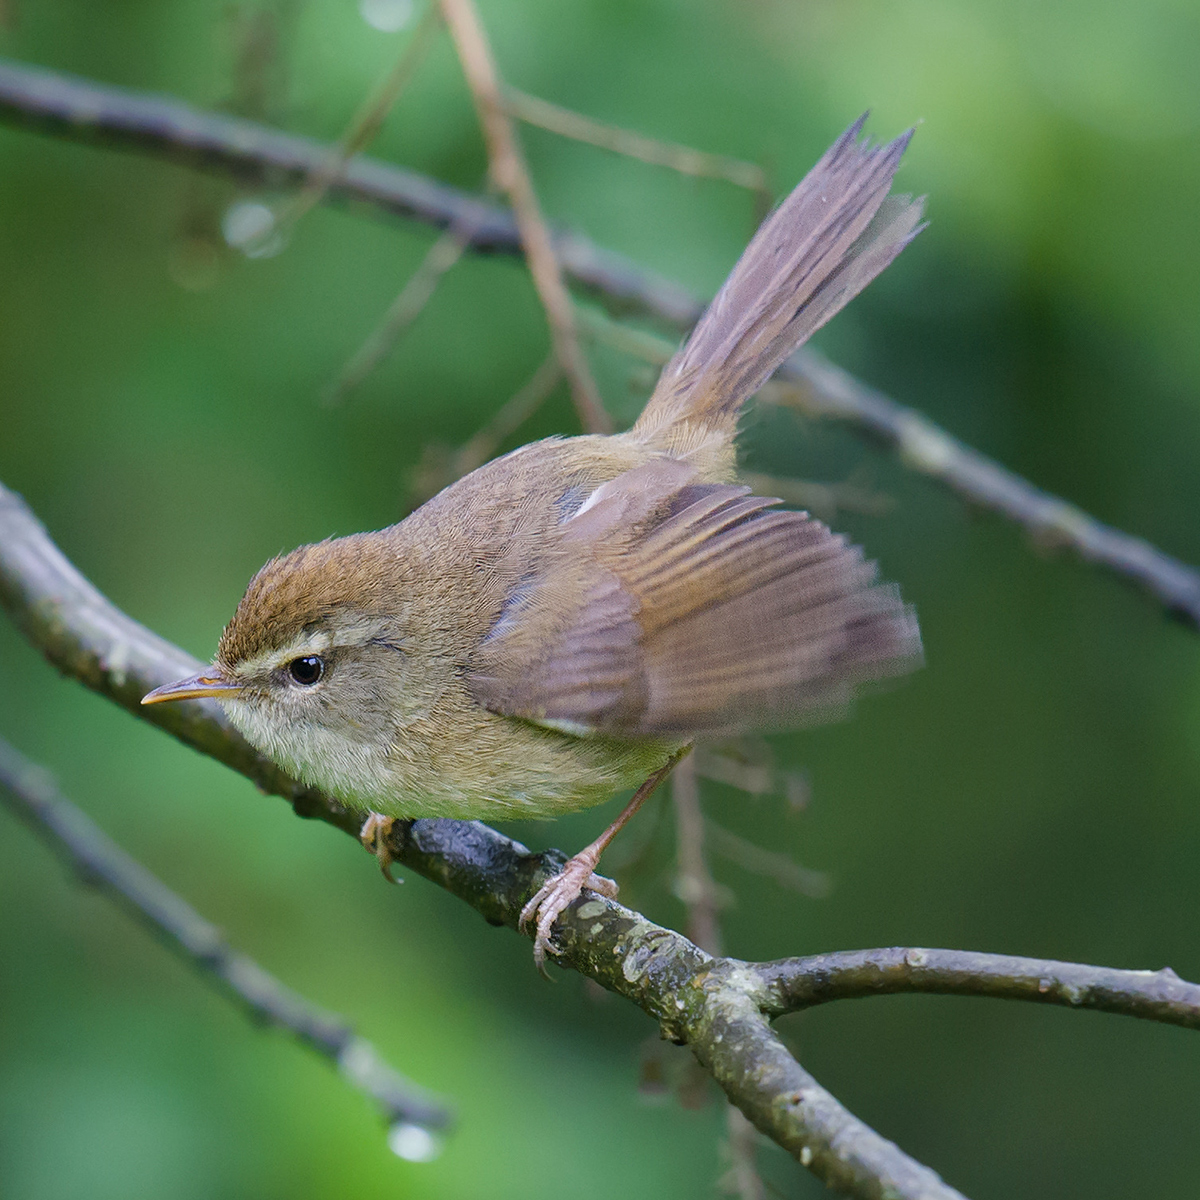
[[360, 812, 400, 882], [520, 852, 618, 973]]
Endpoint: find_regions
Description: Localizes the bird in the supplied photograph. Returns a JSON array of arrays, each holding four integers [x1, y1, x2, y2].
[[143, 116, 925, 967]]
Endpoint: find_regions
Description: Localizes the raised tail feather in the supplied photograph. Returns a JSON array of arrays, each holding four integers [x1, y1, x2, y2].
[[634, 116, 924, 448]]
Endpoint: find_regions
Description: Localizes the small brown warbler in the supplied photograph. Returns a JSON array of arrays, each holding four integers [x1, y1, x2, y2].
[[144, 118, 924, 965]]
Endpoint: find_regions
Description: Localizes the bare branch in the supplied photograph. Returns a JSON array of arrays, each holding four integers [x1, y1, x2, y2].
[[0, 735, 450, 1133], [761, 352, 1200, 629], [437, 0, 611, 433], [739, 470, 894, 524], [672, 754, 726, 955], [445, 351, 562, 476], [504, 87, 769, 200], [683, 960, 968, 1200], [673, 753, 766, 1198], [575, 300, 1200, 626], [705, 819, 831, 900], [1, 56, 1196, 628], [406, 353, 562, 504], [3, 46, 1200, 1188], [0, 58, 697, 321], [754, 947, 1200, 1028], [326, 222, 473, 405]]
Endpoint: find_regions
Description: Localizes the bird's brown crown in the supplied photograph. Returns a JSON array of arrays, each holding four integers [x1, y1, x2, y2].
[[216, 532, 398, 668]]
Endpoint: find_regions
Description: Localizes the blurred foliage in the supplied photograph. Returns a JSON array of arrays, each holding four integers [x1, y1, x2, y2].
[[2, 1, 1200, 1197]]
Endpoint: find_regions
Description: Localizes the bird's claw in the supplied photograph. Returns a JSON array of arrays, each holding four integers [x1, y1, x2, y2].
[[360, 812, 400, 882], [520, 856, 618, 974]]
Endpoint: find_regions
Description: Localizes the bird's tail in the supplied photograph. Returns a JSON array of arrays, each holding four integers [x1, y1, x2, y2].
[[633, 117, 924, 453]]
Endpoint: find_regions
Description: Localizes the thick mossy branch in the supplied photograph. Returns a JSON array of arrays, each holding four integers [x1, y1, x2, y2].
[[6, 475, 1200, 1199], [0, 474, 964, 1198], [1, 56, 1198, 629], [688, 962, 965, 1200]]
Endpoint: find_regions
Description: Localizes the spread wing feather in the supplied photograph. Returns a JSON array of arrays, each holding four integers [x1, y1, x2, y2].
[[469, 466, 921, 738]]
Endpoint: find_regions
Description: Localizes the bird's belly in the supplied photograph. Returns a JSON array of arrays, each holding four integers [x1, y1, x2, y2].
[[364, 721, 679, 821], [223, 665, 679, 822]]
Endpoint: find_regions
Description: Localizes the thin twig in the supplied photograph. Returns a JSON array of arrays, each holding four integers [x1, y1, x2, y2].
[[223, 3, 294, 124], [437, 0, 611, 433], [454, 352, 562, 471], [672, 753, 725, 956], [754, 947, 1200, 1027], [739, 470, 894, 523], [575, 302, 675, 365], [764, 350, 1200, 627], [705, 819, 831, 900], [504, 87, 769, 201], [673, 756, 766, 1199], [326, 222, 473, 404], [266, 1, 442, 245], [694, 744, 810, 810], [694, 746, 776, 797], [0, 59, 700, 320], [3, 57, 1196, 631], [406, 353, 562, 503], [722, 1105, 768, 1200], [0, 735, 450, 1133]]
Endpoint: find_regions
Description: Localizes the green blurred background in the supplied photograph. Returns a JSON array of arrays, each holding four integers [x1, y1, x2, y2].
[[2, 0, 1200, 1196]]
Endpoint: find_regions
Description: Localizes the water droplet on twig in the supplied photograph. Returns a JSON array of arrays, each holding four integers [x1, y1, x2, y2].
[[221, 200, 286, 259], [388, 1121, 441, 1162]]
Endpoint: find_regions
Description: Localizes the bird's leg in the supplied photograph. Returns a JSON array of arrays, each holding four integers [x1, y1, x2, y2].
[[360, 812, 400, 882], [520, 746, 692, 971]]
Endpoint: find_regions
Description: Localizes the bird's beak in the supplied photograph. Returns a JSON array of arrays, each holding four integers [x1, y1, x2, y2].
[[141, 670, 244, 705]]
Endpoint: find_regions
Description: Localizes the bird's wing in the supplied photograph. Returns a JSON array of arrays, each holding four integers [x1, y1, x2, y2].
[[467, 460, 921, 738]]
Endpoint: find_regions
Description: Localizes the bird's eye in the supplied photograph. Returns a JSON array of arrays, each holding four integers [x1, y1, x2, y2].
[[288, 656, 324, 686]]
